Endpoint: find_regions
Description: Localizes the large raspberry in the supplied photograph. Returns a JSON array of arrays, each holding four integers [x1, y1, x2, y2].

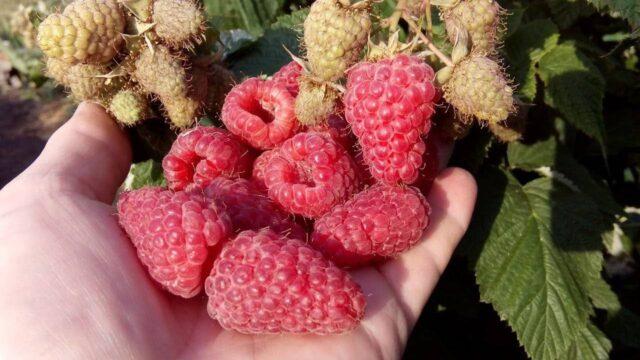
[[203, 177, 306, 240], [443, 56, 514, 124], [304, 0, 372, 82], [311, 184, 430, 267], [344, 54, 437, 185], [37, 0, 125, 64], [117, 187, 232, 298], [271, 61, 303, 97], [162, 127, 254, 191], [262, 131, 360, 218], [205, 229, 366, 334], [251, 149, 278, 191], [222, 78, 299, 150]]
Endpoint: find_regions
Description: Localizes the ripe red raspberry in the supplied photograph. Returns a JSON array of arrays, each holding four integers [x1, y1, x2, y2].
[[222, 77, 299, 150], [263, 131, 360, 218], [117, 187, 232, 298], [271, 61, 303, 97], [162, 126, 254, 191], [251, 149, 278, 191], [311, 184, 430, 267], [205, 229, 366, 334], [203, 177, 306, 240], [344, 54, 436, 185]]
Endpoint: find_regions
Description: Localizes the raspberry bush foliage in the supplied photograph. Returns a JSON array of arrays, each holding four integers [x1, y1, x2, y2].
[[2, 0, 637, 357]]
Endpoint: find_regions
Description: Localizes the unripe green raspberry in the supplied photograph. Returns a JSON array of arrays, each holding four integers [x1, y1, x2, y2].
[[133, 45, 188, 98], [108, 89, 150, 126], [45, 57, 72, 85], [162, 95, 200, 128], [37, 0, 126, 64], [152, 0, 205, 48], [67, 63, 109, 101], [304, 0, 371, 82], [295, 77, 338, 126], [444, 0, 503, 56], [443, 56, 514, 124]]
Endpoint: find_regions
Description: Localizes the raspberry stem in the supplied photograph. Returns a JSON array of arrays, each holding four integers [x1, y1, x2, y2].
[[404, 15, 454, 67]]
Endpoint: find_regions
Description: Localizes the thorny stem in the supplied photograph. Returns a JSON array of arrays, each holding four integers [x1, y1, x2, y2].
[[404, 16, 454, 67]]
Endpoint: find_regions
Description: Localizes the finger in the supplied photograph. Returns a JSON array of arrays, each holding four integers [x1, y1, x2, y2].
[[379, 167, 477, 324], [24, 102, 131, 203]]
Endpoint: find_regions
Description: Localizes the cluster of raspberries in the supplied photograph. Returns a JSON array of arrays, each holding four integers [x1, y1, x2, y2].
[[117, 55, 439, 335]]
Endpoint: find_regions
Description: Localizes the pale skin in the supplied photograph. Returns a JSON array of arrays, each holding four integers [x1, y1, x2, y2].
[[0, 103, 477, 360]]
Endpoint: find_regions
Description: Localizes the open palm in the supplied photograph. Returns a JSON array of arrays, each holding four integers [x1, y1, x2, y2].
[[0, 104, 476, 360]]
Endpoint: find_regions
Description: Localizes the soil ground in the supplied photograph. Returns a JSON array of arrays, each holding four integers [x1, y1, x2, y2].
[[0, 90, 72, 187]]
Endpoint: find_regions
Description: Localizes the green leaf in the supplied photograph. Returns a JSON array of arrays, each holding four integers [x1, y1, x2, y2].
[[507, 138, 620, 214], [537, 44, 606, 144], [471, 167, 606, 360], [588, 276, 621, 311], [218, 29, 257, 58], [126, 160, 166, 190], [563, 323, 612, 360], [271, 8, 308, 29], [204, 0, 286, 36], [586, 0, 640, 26], [229, 28, 301, 77], [505, 19, 559, 101]]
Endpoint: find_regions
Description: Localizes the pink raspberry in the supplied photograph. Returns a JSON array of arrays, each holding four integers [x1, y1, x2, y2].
[[344, 54, 437, 185], [311, 184, 430, 267], [271, 61, 303, 97], [222, 77, 299, 150], [203, 177, 306, 240], [251, 149, 278, 191], [263, 131, 361, 218], [205, 229, 366, 334], [162, 126, 254, 191], [117, 187, 232, 298]]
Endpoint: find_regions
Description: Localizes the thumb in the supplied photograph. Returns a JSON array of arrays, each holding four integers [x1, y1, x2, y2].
[[26, 102, 132, 203]]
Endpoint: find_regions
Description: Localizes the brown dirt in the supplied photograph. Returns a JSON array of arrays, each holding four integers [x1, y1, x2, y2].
[[0, 91, 73, 187]]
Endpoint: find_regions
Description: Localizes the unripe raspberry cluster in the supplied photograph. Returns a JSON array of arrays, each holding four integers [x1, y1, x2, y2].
[[36, 0, 232, 129]]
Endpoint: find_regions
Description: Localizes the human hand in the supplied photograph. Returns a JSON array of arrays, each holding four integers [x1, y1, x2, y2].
[[0, 103, 477, 359]]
